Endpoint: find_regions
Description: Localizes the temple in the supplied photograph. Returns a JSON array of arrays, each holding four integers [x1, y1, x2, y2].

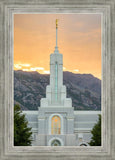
[[23, 20, 101, 146]]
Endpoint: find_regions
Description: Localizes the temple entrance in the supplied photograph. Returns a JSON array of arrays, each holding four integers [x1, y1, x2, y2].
[[51, 139, 61, 146]]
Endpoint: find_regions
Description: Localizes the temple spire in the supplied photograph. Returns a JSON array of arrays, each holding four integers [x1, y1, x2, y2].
[[56, 19, 58, 47], [54, 19, 59, 53], [56, 19, 58, 29]]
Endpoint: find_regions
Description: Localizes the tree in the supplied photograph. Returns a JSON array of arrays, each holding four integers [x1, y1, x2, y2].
[[89, 114, 101, 146], [14, 104, 33, 146]]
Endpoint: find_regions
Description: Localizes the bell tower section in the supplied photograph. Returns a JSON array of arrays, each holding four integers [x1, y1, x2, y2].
[[40, 19, 72, 108]]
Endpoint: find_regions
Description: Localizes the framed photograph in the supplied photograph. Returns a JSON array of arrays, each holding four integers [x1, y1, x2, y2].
[[0, 0, 115, 160], [14, 13, 101, 147]]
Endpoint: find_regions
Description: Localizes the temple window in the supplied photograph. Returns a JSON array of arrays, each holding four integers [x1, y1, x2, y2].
[[51, 116, 61, 134]]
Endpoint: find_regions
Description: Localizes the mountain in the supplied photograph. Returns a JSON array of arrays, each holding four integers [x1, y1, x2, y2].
[[14, 70, 101, 111]]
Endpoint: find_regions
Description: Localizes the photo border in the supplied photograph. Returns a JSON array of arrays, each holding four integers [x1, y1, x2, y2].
[[0, 0, 115, 160]]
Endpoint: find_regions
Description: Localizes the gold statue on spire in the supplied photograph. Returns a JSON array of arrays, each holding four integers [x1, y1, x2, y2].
[[56, 19, 58, 29]]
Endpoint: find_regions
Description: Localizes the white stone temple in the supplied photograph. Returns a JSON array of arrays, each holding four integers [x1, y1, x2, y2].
[[23, 20, 101, 146]]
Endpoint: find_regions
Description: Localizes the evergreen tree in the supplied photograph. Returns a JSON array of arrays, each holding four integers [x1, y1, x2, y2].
[[14, 104, 33, 146], [89, 114, 101, 146]]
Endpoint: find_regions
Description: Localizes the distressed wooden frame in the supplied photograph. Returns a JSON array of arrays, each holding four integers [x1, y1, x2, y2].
[[0, 0, 115, 160]]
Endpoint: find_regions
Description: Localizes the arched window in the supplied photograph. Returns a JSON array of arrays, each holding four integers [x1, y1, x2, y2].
[[51, 116, 61, 134], [51, 139, 61, 146]]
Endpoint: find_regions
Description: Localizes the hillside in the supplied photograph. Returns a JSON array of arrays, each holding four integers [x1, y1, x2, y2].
[[14, 70, 101, 110]]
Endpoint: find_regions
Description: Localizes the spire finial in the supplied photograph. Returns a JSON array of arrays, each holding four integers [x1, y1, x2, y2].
[[54, 19, 59, 53], [56, 19, 58, 29]]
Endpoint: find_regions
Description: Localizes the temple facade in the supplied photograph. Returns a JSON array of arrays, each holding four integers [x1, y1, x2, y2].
[[23, 20, 101, 146]]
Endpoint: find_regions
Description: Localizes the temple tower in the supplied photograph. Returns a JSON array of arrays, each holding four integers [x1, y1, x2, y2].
[[41, 19, 72, 108], [37, 20, 75, 146]]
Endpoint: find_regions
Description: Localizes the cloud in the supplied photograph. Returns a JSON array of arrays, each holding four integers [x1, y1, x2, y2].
[[21, 64, 31, 67], [73, 69, 79, 72], [14, 63, 44, 70], [43, 70, 50, 74], [63, 67, 66, 70], [14, 63, 31, 69], [34, 67, 44, 70], [22, 69, 29, 71], [14, 64, 22, 69], [30, 67, 44, 71], [30, 68, 37, 71]]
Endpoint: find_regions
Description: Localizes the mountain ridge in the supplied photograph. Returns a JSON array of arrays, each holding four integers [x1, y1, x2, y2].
[[14, 70, 101, 111]]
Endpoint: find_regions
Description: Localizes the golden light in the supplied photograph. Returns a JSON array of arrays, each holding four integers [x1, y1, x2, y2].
[[54, 118, 58, 122], [43, 71, 50, 74], [22, 69, 29, 71], [51, 116, 61, 134], [14, 64, 22, 69], [14, 14, 101, 79], [21, 64, 31, 67], [63, 67, 66, 70], [73, 69, 79, 72]]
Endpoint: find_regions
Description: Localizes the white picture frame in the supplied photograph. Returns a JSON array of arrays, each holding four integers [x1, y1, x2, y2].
[[0, 0, 115, 160]]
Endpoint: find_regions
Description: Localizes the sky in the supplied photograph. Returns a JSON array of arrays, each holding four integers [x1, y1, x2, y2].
[[14, 14, 101, 79]]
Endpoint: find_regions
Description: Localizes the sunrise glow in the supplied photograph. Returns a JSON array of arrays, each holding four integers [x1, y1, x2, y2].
[[14, 14, 101, 79]]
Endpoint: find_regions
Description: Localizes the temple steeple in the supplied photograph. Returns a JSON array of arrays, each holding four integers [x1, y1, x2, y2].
[[56, 19, 58, 47], [40, 20, 72, 107], [54, 19, 59, 54]]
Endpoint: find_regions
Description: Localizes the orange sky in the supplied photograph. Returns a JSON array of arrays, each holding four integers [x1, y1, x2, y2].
[[14, 14, 101, 79]]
